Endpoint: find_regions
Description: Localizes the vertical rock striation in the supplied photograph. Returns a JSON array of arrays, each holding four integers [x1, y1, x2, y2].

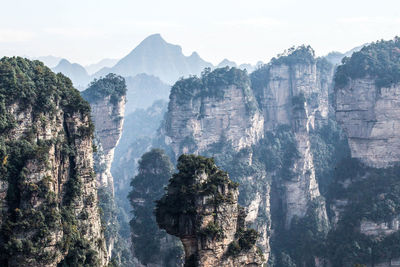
[[336, 79, 400, 168], [160, 67, 269, 261], [0, 57, 107, 266], [160, 56, 335, 263], [251, 47, 331, 228], [82, 73, 126, 191], [335, 38, 400, 168], [163, 67, 263, 159], [82, 73, 127, 260]]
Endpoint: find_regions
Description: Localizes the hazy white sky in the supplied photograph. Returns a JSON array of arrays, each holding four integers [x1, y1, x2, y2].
[[1, 0, 399, 65]]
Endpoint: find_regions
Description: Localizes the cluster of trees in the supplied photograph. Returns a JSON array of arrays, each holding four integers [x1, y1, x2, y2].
[[155, 154, 238, 225], [81, 73, 127, 104], [335, 37, 400, 89], [0, 57, 91, 118], [270, 45, 316, 66], [170, 66, 250, 104]]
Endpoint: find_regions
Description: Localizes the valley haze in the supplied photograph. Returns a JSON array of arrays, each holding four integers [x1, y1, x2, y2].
[[1, 1, 400, 267]]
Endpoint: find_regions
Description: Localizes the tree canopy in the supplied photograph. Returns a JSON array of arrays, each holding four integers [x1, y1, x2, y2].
[[82, 73, 127, 104], [335, 37, 400, 89]]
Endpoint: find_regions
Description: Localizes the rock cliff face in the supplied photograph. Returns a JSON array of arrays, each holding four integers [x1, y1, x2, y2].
[[0, 57, 107, 266], [328, 39, 400, 266], [251, 49, 332, 228], [336, 79, 400, 168], [160, 67, 270, 261], [156, 155, 264, 267], [129, 149, 182, 267], [163, 67, 263, 159], [160, 56, 334, 263], [335, 38, 400, 168], [82, 73, 127, 261], [82, 74, 126, 191], [147, 39, 400, 266], [88, 93, 125, 190]]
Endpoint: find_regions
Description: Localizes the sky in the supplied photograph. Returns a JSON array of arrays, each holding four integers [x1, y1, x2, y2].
[[1, 0, 399, 66]]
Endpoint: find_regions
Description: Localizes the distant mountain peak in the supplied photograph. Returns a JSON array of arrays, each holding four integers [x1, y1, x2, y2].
[[58, 58, 71, 65], [189, 51, 200, 58], [145, 33, 163, 40], [53, 58, 89, 89], [138, 33, 167, 46], [217, 58, 237, 68], [93, 34, 213, 84]]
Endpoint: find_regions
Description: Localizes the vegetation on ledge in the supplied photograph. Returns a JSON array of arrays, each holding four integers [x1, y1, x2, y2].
[[82, 73, 127, 104], [0, 57, 91, 129], [170, 66, 250, 104], [335, 37, 400, 89], [155, 154, 238, 228], [270, 45, 316, 66]]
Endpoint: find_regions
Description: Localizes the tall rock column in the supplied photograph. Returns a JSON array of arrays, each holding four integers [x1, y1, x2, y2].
[[0, 57, 108, 266], [82, 73, 127, 259], [156, 155, 264, 267], [82, 73, 127, 192], [160, 67, 270, 261], [251, 47, 331, 228], [330, 38, 400, 267]]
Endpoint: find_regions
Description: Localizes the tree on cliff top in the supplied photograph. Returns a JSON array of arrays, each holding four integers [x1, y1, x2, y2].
[[169, 66, 249, 104], [335, 36, 400, 89], [155, 154, 238, 230], [82, 73, 127, 104]]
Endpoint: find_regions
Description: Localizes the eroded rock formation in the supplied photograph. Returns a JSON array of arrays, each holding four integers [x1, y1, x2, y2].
[[156, 155, 264, 267], [0, 57, 107, 266], [82, 73, 127, 261], [159, 55, 334, 263], [329, 38, 400, 266], [251, 48, 332, 228], [163, 67, 263, 159], [82, 73, 126, 191], [336, 78, 400, 168]]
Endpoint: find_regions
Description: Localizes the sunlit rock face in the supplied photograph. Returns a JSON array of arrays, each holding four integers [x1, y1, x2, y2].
[[252, 52, 332, 228], [161, 58, 334, 263], [163, 67, 264, 160], [336, 79, 400, 168], [89, 94, 126, 190]]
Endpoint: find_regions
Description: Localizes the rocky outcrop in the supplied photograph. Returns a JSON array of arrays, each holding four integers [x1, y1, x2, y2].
[[82, 74, 127, 260], [159, 57, 334, 263], [251, 49, 332, 227], [336, 79, 400, 168], [156, 155, 264, 267], [89, 94, 125, 190], [360, 216, 400, 237], [334, 38, 400, 168], [82, 74, 126, 192], [160, 67, 269, 261], [163, 67, 263, 159], [0, 57, 107, 266]]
